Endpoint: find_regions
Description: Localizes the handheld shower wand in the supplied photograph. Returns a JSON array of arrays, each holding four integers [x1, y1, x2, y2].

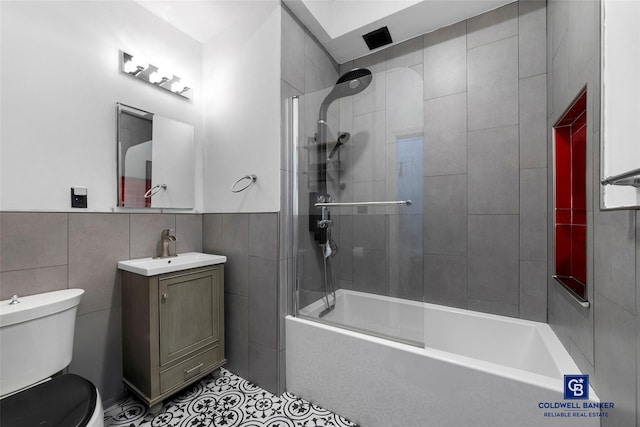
[[327, 132, 351, 161]]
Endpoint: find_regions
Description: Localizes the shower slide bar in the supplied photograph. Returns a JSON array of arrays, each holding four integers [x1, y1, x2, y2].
[[315, 200, 412, 207], [601, 167, 640, 187]]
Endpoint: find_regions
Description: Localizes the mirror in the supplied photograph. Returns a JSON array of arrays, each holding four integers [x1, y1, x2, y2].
[[117, 103, 195, 208], [600, 0, 640, 209]]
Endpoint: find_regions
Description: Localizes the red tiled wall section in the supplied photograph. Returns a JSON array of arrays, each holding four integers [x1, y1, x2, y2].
[[553, 90, 587, 300]]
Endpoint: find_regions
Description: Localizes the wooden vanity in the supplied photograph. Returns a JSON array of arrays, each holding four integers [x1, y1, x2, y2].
[[121, 264, 226, 409]]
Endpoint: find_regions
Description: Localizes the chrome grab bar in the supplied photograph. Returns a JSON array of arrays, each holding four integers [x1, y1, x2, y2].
[[601, 167, 640, 187], [315, 200, 412, 207]]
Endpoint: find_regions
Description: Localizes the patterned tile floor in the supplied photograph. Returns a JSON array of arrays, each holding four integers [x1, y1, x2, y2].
[[103, 368, 358, 427]]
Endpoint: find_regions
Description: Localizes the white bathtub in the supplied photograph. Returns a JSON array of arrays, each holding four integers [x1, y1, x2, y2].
[[287, 289, 600, 427]]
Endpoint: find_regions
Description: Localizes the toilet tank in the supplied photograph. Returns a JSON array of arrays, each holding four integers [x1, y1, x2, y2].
[[0, 289, 84, 397]]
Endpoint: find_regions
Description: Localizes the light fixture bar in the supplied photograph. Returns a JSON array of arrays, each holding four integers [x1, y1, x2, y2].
[[120, 51, 193, 100]]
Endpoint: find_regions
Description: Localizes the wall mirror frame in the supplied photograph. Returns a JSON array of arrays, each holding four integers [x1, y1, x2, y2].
[[600, 0, 640, 210], [117, 103, 195, 209]]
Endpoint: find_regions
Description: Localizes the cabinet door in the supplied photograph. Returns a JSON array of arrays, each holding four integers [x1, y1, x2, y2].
[[159, 268, 220, 366]]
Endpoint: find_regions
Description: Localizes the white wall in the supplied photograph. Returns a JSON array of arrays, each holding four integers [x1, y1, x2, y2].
[[0, 0, 203, 212], [202, 2, 282, 213], [601, 0, 640, 208]]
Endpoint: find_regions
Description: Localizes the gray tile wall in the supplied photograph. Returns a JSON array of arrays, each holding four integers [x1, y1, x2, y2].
[[202, 212, 280, 394], [431, 1, 547, 319], [0, 210, 281, 401], [0, 212, 202, 407], [547, 0, 596, 394], [548, 0, 639, 425]]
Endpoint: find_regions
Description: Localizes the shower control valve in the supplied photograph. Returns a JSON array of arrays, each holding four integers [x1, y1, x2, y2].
[[317, 203, 333, 229], [317, 218, 333, 229]]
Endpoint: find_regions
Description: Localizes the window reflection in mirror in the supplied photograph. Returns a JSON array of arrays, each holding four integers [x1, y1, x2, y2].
[[117, 103, 195, 209], [118, 104, 153, 207]]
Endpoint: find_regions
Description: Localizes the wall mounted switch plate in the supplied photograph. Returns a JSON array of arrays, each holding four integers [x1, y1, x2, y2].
[[71, 187, 87, 208]]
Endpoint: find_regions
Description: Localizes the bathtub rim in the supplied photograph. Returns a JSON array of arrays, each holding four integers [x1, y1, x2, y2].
[[299, 289, 425, 347], [289, 295, 599, 401]]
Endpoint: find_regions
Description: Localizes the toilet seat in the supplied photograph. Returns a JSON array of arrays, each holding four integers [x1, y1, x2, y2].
[[0, 374, 98, 427]]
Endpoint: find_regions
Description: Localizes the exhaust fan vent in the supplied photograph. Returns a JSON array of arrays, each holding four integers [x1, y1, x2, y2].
[[362, 26, 393, 50]]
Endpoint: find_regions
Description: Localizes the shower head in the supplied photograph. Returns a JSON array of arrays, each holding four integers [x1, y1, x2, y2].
[[320, 68, 372, 116], [334, 68, 373, 96], [316, 69, 371, 195], [327, 132, 351, 161]]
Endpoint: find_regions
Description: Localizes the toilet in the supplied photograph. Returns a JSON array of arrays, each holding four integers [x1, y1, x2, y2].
[[0, 289, 104, 427]]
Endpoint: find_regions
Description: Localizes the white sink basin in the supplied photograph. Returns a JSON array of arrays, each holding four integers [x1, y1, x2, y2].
[[118, 252, 226, 276]]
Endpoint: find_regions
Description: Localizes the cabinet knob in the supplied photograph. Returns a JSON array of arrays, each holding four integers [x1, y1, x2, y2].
[[162, 293, 168, 300]]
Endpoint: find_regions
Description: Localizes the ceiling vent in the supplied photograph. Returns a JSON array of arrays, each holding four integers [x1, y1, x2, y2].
[[362, 26, 393, 50]]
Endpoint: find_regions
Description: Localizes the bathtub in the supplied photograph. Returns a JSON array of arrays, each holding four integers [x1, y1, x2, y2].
[[286, 289, 600, 427]]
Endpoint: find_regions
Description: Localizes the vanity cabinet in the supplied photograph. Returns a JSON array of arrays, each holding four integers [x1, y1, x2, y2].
[[121, 265, 225, 408]]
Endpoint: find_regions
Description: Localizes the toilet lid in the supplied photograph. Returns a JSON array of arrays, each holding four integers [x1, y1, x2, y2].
[[0, 373, 97, 427]]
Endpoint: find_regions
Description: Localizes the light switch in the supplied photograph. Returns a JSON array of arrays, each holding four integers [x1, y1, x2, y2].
[[71, 187, 87, 208]]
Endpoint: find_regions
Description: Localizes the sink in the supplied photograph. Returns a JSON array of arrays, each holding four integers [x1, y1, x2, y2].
[[118, 252, 226, 276]]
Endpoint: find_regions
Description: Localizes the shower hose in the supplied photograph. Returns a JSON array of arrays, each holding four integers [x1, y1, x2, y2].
[[320, 230, 337, 317]]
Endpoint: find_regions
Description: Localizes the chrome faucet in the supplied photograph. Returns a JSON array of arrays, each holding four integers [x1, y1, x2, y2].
[[160, 229, 177, 258]]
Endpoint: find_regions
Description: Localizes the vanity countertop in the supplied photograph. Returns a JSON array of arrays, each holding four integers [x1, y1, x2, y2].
[[118, 252, 226, 276]]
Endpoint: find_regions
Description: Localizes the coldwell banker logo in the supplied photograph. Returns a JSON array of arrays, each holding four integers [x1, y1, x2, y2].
[[564, 374, 589, 400], [538, 373, 614, 419]]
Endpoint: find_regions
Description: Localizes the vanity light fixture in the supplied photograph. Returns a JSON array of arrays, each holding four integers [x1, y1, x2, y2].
[[120, 51, 192, 100]]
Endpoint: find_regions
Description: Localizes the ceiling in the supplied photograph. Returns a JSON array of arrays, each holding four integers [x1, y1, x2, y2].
[[134, 1, 259, 43], [135, 0, 515, 64]]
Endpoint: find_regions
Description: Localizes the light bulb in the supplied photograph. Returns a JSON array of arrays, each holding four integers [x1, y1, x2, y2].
[[124, 55, 149, 75], [157, 69, 173, 82], [123, 60, 137, 74], [149, 71, 162, 84], [179, 80, 191, 93], [171, 80, 185, 93], [131, 56, 148, 70]]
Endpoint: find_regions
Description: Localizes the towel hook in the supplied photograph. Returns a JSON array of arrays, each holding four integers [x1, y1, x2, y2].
[[231, 174, 257, 193]]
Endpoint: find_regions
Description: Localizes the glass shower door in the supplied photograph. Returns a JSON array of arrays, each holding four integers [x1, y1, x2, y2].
[[293, 65, 425, 347]]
